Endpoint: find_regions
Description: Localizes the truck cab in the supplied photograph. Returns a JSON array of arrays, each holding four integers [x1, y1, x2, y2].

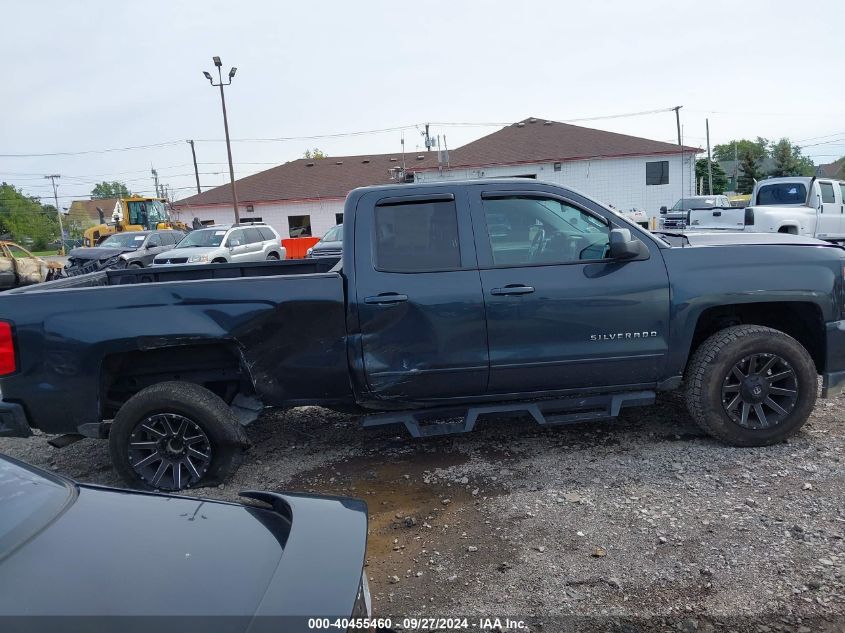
[[688, 177, 845, 241]]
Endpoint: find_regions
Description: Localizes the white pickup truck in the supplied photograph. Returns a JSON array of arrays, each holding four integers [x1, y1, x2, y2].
[[688, 177, 845, 242]]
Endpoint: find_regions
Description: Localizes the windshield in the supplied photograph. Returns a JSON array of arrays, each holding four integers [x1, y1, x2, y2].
[[127, 200, 169, 229], [756, 183, 807, 206], [175, 228, 227, 248], [321, 225, 343, 242], [99, 233, 147, 249], [0, 457, 73, 557], [672, 198, 718, 211]]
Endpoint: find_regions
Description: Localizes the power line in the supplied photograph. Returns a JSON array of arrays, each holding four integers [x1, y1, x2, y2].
[[0, 108, 683, 159]]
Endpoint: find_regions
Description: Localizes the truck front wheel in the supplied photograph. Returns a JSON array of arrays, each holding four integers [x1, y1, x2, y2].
[[108, 381, 250, 491], [684, 325, 817, 446]]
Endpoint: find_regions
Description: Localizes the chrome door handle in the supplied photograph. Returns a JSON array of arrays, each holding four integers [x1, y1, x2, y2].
[[364, 293, 409, 305], [490, 285, 535, 296]]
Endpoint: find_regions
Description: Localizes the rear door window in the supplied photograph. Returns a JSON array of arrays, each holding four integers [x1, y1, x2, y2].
[[374, 199, 461, 272], [820, 182, 836, 204], [258, 227, 276, 241], [243, 228, 263, 244]]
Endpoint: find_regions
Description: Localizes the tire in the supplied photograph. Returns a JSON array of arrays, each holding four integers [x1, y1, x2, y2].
[[128, 262, 144, 269], [211, 258, 227, 264], [684, 325, 817, 446], [108, 381, 250, 491], [266, 251, 280, 260]]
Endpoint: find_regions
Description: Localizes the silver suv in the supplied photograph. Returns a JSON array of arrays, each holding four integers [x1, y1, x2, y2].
[[152, 223, 285, 265]]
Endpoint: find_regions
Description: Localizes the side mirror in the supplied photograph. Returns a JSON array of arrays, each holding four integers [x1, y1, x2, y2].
[[229, 239, 241, 248], [659, 206, 668, 214], [609, 228, 646, 260]]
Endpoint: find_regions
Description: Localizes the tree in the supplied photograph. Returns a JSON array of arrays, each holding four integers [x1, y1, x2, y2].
[[91, 181, 132, 199], [736, 150, 764, 194], [302, 148, 326, 159], [768, 138, 815, 177], [713, 137, 769, 164], [0, 183, 60, 249], [695, 159, 728, 195]]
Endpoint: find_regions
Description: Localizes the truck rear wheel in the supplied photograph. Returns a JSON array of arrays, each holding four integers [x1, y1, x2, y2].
[[108, 381, 250, 491], [684, 325, 817, 446]]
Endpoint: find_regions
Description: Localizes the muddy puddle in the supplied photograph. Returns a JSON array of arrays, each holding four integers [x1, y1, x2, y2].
[[285, 446, 512, 603]]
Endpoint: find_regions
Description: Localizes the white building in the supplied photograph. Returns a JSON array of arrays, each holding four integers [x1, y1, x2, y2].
[[173, 117, 699, 238]]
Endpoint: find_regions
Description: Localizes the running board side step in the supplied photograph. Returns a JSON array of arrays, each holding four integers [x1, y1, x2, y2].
[[360, 391, 655, 438]]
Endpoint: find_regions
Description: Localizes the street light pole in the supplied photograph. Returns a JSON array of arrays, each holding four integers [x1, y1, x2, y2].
[[204, 56, 240, 223], [44, 174, 65, 255]]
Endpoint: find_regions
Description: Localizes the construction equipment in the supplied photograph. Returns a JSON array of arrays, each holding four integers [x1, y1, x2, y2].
[[83, 197, 190, 247]]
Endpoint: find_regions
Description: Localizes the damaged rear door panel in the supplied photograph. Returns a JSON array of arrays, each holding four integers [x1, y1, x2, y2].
[[352, 188, 489, 401]]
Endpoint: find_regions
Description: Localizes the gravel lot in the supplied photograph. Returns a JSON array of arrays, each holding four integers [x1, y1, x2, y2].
[[3, 391, 845, 630]]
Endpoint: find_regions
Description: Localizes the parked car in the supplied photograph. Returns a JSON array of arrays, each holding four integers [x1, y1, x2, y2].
[[153, 223, 284, 265], [2, 179, 845, 491], [0, 453, 371, 628], [0, 241, 55, 290], [65, 229, 186, 275], [306, 224, 343, 258], [611, 208, 649, 228], [688, 177, 845, 241], [659, 195, 732, 229]]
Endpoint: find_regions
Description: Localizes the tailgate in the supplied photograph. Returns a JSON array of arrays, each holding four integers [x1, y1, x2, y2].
[[688, 207, 747, 230]]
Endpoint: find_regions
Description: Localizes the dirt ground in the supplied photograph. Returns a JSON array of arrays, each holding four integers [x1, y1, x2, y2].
[[3, 392, 845, 631]]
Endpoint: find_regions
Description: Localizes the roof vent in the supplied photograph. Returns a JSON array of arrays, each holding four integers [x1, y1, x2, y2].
[[362, 159, 370, 164], [544, 120, 553, 125], [529, 118, 537, 123], [390, 157, 398, 162], [335, 161, 343, 165], [516, 122, 525, 127], [416, 155, 424, 160], [305, 162, 314, 167]]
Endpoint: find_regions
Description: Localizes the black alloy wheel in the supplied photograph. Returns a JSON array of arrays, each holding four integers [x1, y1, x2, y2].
[[721, 353, 798, 429], [127, 413, 212, 490]]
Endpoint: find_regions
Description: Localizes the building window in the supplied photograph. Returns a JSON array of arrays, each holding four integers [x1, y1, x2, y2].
[[646, 161, 670, 185], [246, 204, 254, 213], [553, 162, 562, 172], [335, 213, 344, 225], [374, 199, 461, 272], [288, 215, 312, 237]]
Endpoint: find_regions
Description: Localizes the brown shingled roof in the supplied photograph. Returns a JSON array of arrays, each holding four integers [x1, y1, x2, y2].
[[413, 117, 701, 170], [174, 152, 437, 208], [174, 117, 701, 207], [817, 158, 844, 179]]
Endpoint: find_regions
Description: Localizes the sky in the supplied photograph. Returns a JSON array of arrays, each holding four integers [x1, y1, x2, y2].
[[2, 0, 843, 206]]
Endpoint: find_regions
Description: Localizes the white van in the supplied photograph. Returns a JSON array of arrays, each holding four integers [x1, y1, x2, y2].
[[687, 177, 845, 241]]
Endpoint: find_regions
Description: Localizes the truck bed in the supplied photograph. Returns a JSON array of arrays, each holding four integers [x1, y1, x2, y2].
[[4, 258, 340, 294]]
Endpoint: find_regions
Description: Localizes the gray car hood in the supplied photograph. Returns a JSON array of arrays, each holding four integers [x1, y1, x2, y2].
[[67, 246, 135, 261], [156, 246, 220, 260], [0, 484, 367, 626]]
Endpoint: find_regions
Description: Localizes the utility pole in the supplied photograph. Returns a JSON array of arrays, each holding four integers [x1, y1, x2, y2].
[[203, 56, 239, 223], [44, 174, 65, 255], [422, 123, 432, 152], [674, 106, 684, 201], [187, 140, 201, 194], [151, 167, 160, 198], [706, 118, 713, 195]]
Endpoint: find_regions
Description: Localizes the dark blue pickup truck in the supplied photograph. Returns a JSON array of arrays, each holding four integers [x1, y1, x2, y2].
[[2, 179, 845, 490]]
